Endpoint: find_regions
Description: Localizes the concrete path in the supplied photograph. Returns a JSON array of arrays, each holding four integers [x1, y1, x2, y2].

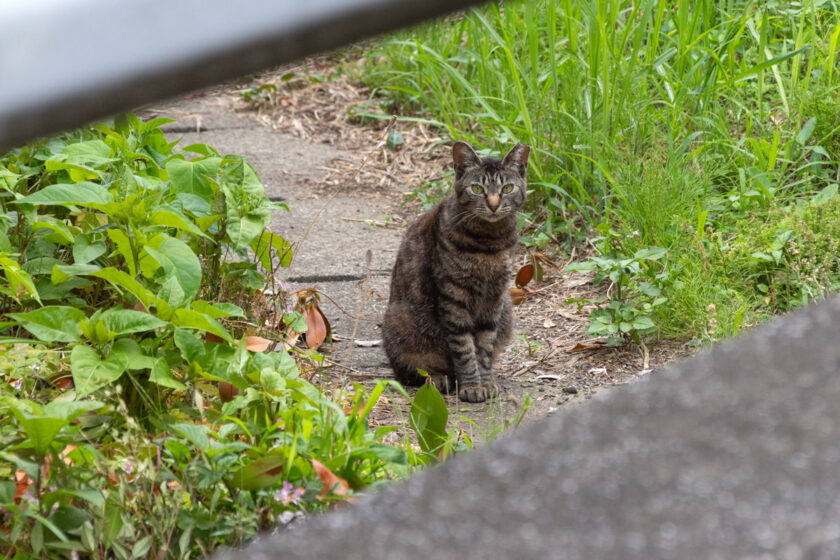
[[145, 90, 402, 380]]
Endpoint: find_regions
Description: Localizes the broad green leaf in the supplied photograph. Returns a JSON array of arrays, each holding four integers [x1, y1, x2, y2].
[[9, 306, 85, 342], [409, 382, 449, 455], [44, 160, 101, 182], [172, 309, 233, 343], [13, 414, 68, 456], [100, 309, 168, 336], [796, 117, 817, 146], [227, 451, 285, 490], [191, 300, 245, 318], [143, 236, 201, 304], [112, 338, 156, 370], [149, 358, 187, 391], [32, 219, 77, 245], [42, 400, 104, 420], [174, 327, 205, 362], [89, 267, 156, 309], [106, 229, 137, 277], [103, 494, 123, 546], [52, 263, 101, 283], [366, 443, 407, 465], [249, 231, 293, 269], [70, 345, 129, 398], [170, 422, 210, 452], [0, 256, 41, 303], [634, 246, 668, 261], [73, 235, 107, 264], [812, 183, 837, 205], [220, 157, 272, 250], [166, 157, 221, 199], [149, 206, 213, 240], [14, 182, 115, 210], [259, 369, 286, 394]]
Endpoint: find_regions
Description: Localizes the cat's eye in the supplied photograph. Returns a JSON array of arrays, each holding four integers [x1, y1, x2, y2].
[[501, 184, 515, 194], [470, 184, 484, 194]]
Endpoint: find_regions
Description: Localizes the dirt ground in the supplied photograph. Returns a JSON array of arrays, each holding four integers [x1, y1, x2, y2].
[[150, 55, 691, 440]]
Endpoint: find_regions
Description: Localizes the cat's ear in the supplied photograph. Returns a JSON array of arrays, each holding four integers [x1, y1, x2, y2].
[[453, 141, 482, 179], [502, 142, 530, 178]]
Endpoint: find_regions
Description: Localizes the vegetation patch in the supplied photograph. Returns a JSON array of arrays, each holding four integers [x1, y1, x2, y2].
[[0, 116, 465, 557], [362, 0, 840, 344]]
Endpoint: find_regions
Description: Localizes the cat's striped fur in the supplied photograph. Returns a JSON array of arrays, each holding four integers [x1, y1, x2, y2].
[[383, 141, 530, 402]]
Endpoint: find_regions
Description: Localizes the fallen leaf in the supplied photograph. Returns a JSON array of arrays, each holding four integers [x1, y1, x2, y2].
[[205, 333, 224, 344], [515, 264, 534, 288], [245, 335, 272, 352], [14, 470, 31, 504], [564, 341, 608, 353], [542, 318, 556, 328], [51, 372, 74, 389], [534, 252, 558, 267], [219, 382, 239, 403], [510, 287, 534, 305], [302, 305, 328, 349], [311, 458, 354, 501]]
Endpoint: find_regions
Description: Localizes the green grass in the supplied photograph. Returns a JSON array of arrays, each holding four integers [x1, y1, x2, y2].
[[362, 0, 840, 343]]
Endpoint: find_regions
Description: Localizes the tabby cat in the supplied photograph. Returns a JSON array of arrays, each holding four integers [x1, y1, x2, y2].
[[383, 141, 530, 402]]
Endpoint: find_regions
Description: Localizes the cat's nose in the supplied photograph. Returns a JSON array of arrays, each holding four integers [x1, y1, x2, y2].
[[487, 194, 500, 212]]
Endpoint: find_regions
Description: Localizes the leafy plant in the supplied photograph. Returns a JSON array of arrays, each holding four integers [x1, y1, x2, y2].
[[565, 225, 668, 344]]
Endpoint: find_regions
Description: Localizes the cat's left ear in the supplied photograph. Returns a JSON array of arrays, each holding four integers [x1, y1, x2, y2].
[[502, 142, 530, 178]]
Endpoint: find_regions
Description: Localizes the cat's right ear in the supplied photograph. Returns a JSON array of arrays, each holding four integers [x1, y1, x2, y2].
[[453, 141, 481, 179]]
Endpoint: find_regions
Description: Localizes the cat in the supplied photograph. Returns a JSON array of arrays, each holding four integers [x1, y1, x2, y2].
[[383, 141, 530, 402]]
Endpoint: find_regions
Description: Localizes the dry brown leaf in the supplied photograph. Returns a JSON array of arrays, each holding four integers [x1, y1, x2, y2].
[[51, 372, 74, 389], [219, 382, 239, 403], [515, 263, 534, 288], [245, 335, 272, 352], [14, 470, 31, 504], [205, 333, 224, 344], [543, 318, 556, 329], [564, 341, 608, 353], [302, 305, 328, 349], [510, 287, 534, 305], [311, 458, 355, 502]]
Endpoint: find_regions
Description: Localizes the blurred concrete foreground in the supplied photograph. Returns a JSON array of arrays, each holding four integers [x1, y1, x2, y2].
[[3, 0, 840, 557]]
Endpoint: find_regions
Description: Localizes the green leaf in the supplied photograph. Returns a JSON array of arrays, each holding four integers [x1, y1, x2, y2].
[[386, 129, 405, 151], [106, 229, 137, 277], [50, 505, 91, 534], [149, 358, 187, 391], [70, 345, 129, 398], [220, 157, 272, 250], [796, 117, 817, 146], [13, 415, 68, 456], [172, 309, 233, 343], [166, 157, 221, 199], [103, 494, 124, 546], [89, 267, 158, 310], [170, 423, 210, 452], [0, 255, 41, 303], [174, 327, 205, 362], [633, 246, 668, 261], [191, 300, 245, 318], [52, 263, 101, 283], [812, 183, 837, 205], [14, 182, 115, 210], [249, 231, 293, 269], [143, 236, 201, 305], [227, 451, 285, 490], [409, 382, 449, 455], [100, 309, 167, 336], [73, 235, 107, 265], [366, 443, 408, 464], [9, 306, 86, 342], [149, 206, 213, 240]]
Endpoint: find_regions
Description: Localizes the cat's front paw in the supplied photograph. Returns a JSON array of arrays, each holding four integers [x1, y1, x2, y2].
[[458, 383, 498, 403]]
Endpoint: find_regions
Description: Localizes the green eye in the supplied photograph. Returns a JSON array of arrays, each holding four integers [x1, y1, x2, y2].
[[501, 184, 514, 194], [470, 184, 484, 194]]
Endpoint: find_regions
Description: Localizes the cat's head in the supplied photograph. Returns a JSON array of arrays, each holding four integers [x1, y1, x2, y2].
[[452, 141, 530, 222]]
